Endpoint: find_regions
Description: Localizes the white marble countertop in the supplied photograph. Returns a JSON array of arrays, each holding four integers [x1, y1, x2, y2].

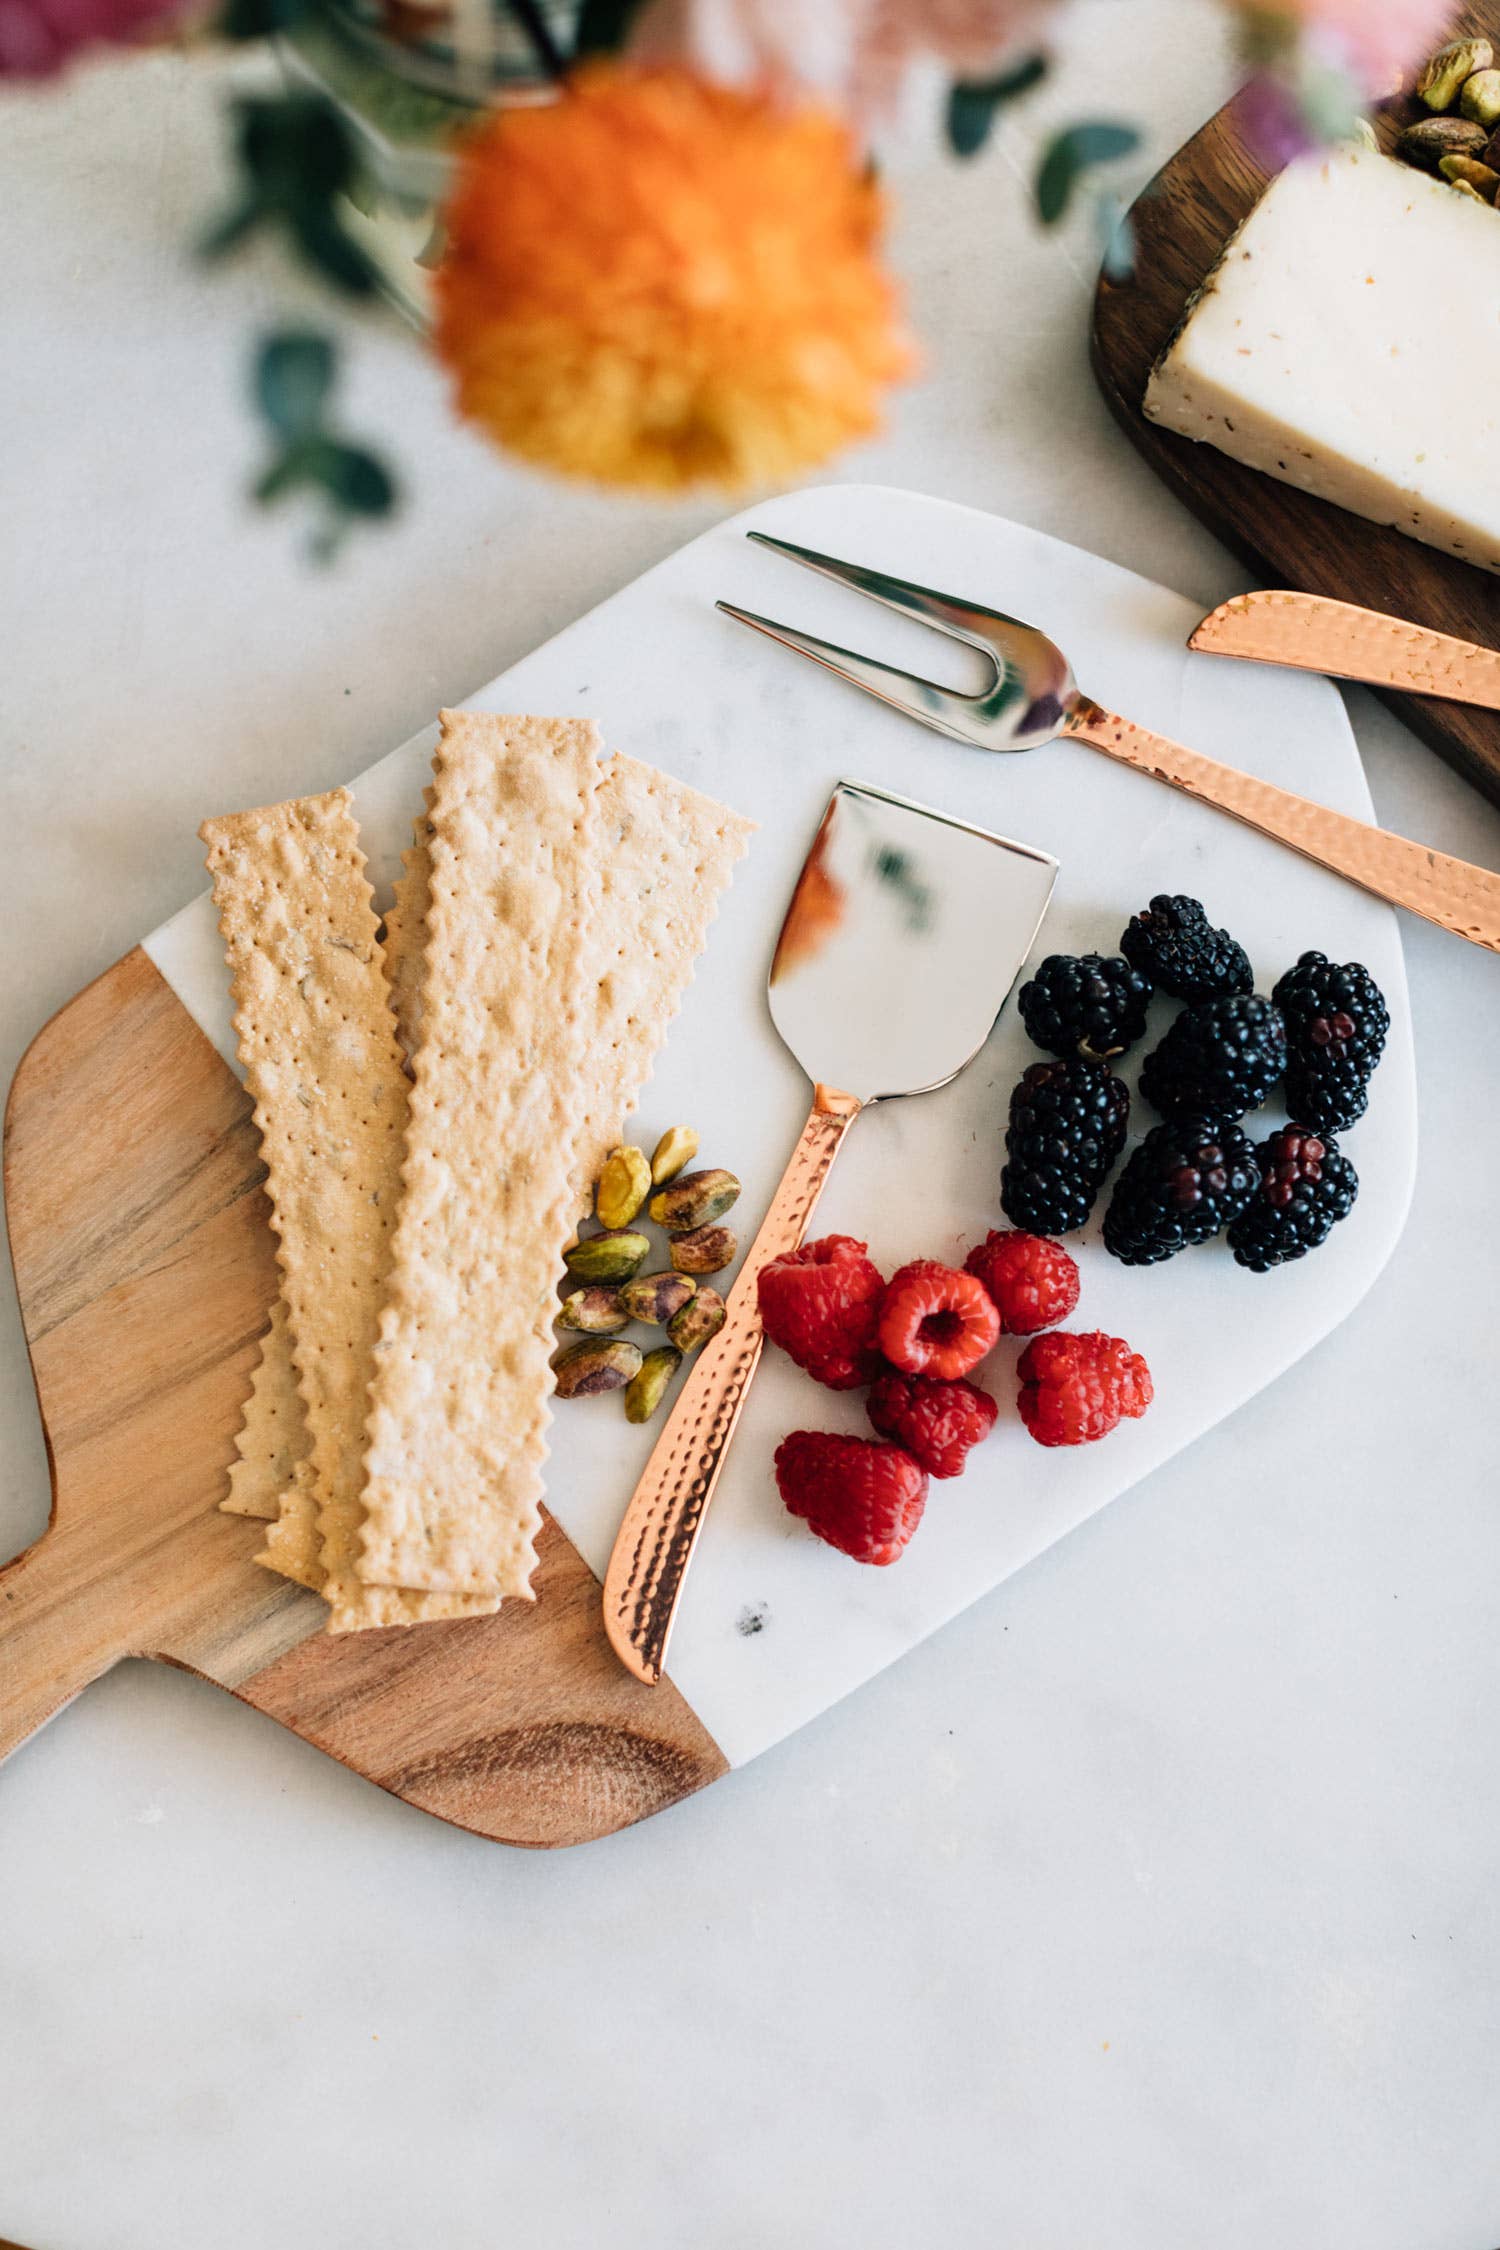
[[4, 10, 1500, 2247]]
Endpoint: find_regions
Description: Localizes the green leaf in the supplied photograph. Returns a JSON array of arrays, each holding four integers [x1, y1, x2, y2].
[[945, 54, 1048, 159], [1035, 120, 1140, 226], [256, 331, 335, 441], [253, 444, 320, 506], [292, 202, 380, 297], [249, 331, 398, 559], [219, 0, 311, 42], [318, 443, 397, 517], [199, 199, 259, 261], [573, 0, 647, 57], [235, 92, 359, 205]]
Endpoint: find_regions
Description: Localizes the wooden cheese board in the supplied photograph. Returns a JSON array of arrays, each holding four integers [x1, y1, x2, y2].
[[0, 487, 1416, 1850], [1091, 0, 1500, 813]]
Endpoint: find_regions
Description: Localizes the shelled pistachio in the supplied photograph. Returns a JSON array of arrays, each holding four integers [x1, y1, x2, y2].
[[553, 1338, 643, 1398], [649, 1125, 699, 1186], [557, 1285, 629, 1334], [563, 1229, 651, 1284], [624, 1345, 681, 1424]]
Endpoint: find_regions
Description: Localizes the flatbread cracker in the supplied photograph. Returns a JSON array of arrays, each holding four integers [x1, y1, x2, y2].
[[202, 789, 497, 1632], [357, 715, 753, 1598], [220, 1301, 308, 1521], [382, 787, 434, 1064], [568, 750, 756, 1195], [357, 715, 608, 1596], [258, 1461, 323, 1591]]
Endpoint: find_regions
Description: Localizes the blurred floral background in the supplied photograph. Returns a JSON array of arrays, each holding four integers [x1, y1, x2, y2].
[[1, 0, 1458, 550]]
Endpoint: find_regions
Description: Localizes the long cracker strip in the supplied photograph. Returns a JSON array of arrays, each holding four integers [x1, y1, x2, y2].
[[382, 786, 434, 1064], [358, 719, 754, 1597], [357, 715, 609, 1596], [259, 1461, 323, 1590], [202, 790, 497, 1632], [223, 796, 431, 1550], [220, 1301, 308, 1521], [567, 751, 756, 1197]]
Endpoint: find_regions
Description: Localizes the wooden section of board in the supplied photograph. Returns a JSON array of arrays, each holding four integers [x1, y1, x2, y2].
[[1090, 1, 1500, 813], [0, 950, 728, 1847]]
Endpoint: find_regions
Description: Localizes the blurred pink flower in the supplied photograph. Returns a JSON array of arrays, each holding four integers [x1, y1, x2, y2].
[[630, 0, 1059, 124], [1234, 0, 1460, 95], [0, 0, 185, 76]]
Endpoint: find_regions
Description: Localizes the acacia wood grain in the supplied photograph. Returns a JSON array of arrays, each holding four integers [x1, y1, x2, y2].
[[1, 949, 727, 1844], [1090, 2, 1500, 812]]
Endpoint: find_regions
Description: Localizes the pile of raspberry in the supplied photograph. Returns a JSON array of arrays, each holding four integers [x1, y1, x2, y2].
[[760, 1230, 1151, 1567]]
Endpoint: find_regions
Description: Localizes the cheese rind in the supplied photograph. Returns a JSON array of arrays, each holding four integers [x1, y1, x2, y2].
[[1145, 147, 1500, 573]]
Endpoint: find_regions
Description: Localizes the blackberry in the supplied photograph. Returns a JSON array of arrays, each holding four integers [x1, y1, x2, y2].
[[1273, 952, 1389, 1131], [1139, 993, 1286, 1120], [1017, 953, 1151, 1061], [1001, 1057, 1130, 1236], [1227, 1125, 1358, 1272], [1103, 1117, 1258, 1265], [1121, 894, 1252, 1001]]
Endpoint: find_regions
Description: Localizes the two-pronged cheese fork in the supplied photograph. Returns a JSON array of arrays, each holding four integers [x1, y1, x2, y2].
[[717, 533, 1500, 952]]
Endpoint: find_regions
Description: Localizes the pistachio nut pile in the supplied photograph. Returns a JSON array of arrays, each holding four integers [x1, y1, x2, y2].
[[552, 1125, 742, 1424], [1395, 38, 1500, 205]]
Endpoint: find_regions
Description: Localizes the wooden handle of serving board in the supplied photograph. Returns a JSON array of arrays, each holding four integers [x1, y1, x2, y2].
[[602, 1085, 863, 1688], [0, 1527, 126, 1766], [1063, 699, 1500, 952]]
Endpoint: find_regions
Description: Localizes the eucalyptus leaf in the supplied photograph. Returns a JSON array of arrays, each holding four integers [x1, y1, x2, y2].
[[219, 0, 311, 42], [293, 202, 380, 297], [256, 332, 334, 442], [945, 54, 1048, 159], [250, 329, 398, 558], [1035, 120, 1140, 225], [319, 444, 397, 516]]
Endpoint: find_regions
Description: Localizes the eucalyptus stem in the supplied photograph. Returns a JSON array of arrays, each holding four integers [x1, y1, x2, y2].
[[506, 0, 566, 77]]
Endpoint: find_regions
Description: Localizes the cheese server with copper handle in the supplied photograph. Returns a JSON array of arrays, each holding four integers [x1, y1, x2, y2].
[[602, 781, 1057, 1687]]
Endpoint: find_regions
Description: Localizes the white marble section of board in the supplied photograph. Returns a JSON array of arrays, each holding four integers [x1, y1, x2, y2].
[[143, 484, 1415, 1772]]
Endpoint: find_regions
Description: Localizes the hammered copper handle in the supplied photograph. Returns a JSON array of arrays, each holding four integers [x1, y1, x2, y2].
[[603, 1084, 862, 1686], [1063, 699, 1500, 952], [1190, 590, 1500, 710]]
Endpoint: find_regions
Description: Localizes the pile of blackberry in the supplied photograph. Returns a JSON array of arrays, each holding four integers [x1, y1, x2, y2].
[[998, 895, 1384, 1273]]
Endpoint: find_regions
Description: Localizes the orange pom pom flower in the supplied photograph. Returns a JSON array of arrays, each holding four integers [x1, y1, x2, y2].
[[434, 64, 915, 494]]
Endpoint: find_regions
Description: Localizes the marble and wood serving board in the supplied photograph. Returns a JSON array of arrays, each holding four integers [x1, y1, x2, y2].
[[0, 484, 1415, 1848], [1091, 0, 1500, 812]]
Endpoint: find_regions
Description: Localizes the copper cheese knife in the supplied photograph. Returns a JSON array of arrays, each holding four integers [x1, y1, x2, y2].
[[1191, 590, 1500, 708], [602, 781, 1057, 1687]]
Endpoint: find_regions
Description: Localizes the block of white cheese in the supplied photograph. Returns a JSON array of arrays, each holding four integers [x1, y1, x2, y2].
[[1145, 146, 1500, 573]]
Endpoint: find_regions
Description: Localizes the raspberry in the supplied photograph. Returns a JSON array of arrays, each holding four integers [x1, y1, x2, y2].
[[758, 1235, 885, 1390], [866, 1371, 998, 1478], [876, 1259, 1000, 1379], [964, 1229, 1080, 1335], [1017, 1330, 1153, 1448], [775, 1431, 928, 1565]]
